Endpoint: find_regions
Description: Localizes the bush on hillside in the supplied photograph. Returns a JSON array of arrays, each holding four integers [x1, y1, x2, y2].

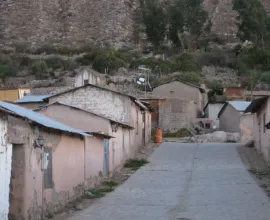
[[174, 53, 200, 71], [31, 60, 49, 78], [92, 53, 126, 74], [181, 72, 200, 84], [0, 53, 14, 78]]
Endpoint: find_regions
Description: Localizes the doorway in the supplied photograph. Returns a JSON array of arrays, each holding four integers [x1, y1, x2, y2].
[[9, 144, 25, 220], [104, 139, 109, 177]]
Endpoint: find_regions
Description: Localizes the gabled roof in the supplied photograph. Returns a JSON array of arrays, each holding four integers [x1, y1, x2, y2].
[[35, 102, 134, 129], [217, 101, 251, 118], [0, 101, 89, 136], [203, 101, 225, 112], [15, 95, 50, 103], [244, 97, 268, 113], [152, 79, 205, 93], [43, 84, 137, 101]]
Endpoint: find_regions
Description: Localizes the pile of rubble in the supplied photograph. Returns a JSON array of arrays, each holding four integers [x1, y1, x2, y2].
[[189, 131, 240, 143]]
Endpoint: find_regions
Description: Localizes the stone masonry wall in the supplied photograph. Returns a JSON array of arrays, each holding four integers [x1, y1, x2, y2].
[[159, 99, 191, 131], [49, 86, 136, 125], [0, 0, 137, 48]]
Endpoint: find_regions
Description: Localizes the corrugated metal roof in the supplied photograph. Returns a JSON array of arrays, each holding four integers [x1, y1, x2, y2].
[[228, 101, 251, 111], [0, 101, 89, 136], [15, 95, 51, 103]]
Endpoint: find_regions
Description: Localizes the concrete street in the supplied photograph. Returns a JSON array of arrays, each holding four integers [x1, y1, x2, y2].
[[68, 143, 270, 220]]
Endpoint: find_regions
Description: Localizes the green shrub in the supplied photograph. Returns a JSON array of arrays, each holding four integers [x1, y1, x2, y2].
[[92, 53, 126, 74], [113, 49, 134, 63], [163, 128, 191, 137], [45, 56, 64, 69], [237, 47, 270, 72], [124, 159, 149, 170], [31, 60, 49, 78], [62, 58, 78, 70], [0, 65, 12, 78], [0, 53, 12, 65], [0, 53, 14, 78], [174, 53, 201, 71], [181, 72, 200, 84], [76, 51, 101, 66]]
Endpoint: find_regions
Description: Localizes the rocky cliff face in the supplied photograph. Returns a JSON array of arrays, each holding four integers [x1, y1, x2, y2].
[[0, 0, 269, 49], [204, 0, 270, 40], [0, 0, 137, 49]]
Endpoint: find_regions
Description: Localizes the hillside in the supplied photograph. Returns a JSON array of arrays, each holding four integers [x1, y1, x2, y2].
[[1, 0, 270, 49]]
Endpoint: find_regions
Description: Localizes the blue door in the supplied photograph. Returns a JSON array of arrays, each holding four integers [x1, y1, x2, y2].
[[104, 139, 109, 176]]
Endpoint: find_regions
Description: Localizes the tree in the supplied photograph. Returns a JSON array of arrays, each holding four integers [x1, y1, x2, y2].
[[167, 0, 210, 49], [233, 0, 270, 48], [140, 0, 167, 47]]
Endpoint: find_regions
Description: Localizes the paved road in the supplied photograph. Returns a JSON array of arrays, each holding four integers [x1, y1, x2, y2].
[[69, 143, 270, 220]]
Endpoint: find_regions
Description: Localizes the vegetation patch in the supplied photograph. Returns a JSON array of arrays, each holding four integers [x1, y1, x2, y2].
[[124, 158, 149, 170], [30, 60, 49, 79], [163, 128, 191, 138], [102, 180, 118, 188]]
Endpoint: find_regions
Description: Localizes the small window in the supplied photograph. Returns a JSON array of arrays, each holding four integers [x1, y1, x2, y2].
[[84, 79, 89, 85], [205, 123, 211, 129], [170, 91, 175, 96]]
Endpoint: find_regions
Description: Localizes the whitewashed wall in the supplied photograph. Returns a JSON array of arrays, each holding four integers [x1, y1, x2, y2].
[[0, 118, 12, 220]]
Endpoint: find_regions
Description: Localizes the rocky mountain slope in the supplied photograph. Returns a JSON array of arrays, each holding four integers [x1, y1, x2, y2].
[[0, 0, 269, 49]]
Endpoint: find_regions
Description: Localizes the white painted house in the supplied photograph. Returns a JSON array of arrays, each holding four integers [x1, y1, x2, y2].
[[203, 102, 225, 129]]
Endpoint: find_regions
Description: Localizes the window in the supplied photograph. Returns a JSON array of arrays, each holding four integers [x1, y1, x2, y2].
[[84, 79, 89, 85], [263, 113, 266, 133], [205, 123, 211, 129]]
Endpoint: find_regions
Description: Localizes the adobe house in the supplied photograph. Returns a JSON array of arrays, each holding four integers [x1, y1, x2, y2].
[[139, 98, 166, 129], [245, 97, 270, 161], [15, 94, 49, 109], [140, 97, 197, 131], [223, 87, 245, 100], [36, 102, 136, 174], [74, 67, 107, 87], [152, 79, 207, 115], [0, 88, 30, 102], [43, 84, 151, 161], [158, 98, 197, 131], [218, 101, 253, 135], [0, 102, 112, 220]]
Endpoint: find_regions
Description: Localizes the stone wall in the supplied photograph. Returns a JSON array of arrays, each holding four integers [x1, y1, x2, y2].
[[158, 98, 197, 131], [0, 0, 137, 49], [48, 85, 136, 125]]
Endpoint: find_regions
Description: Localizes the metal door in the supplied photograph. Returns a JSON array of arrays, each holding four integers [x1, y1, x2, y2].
[[104, 139, 109, 176]]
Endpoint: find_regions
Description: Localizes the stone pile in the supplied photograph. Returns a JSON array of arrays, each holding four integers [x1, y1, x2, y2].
[[190, 131, 240, 143]]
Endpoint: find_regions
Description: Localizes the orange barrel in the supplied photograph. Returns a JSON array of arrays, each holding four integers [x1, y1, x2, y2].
[[154, 128, 163, 143]]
